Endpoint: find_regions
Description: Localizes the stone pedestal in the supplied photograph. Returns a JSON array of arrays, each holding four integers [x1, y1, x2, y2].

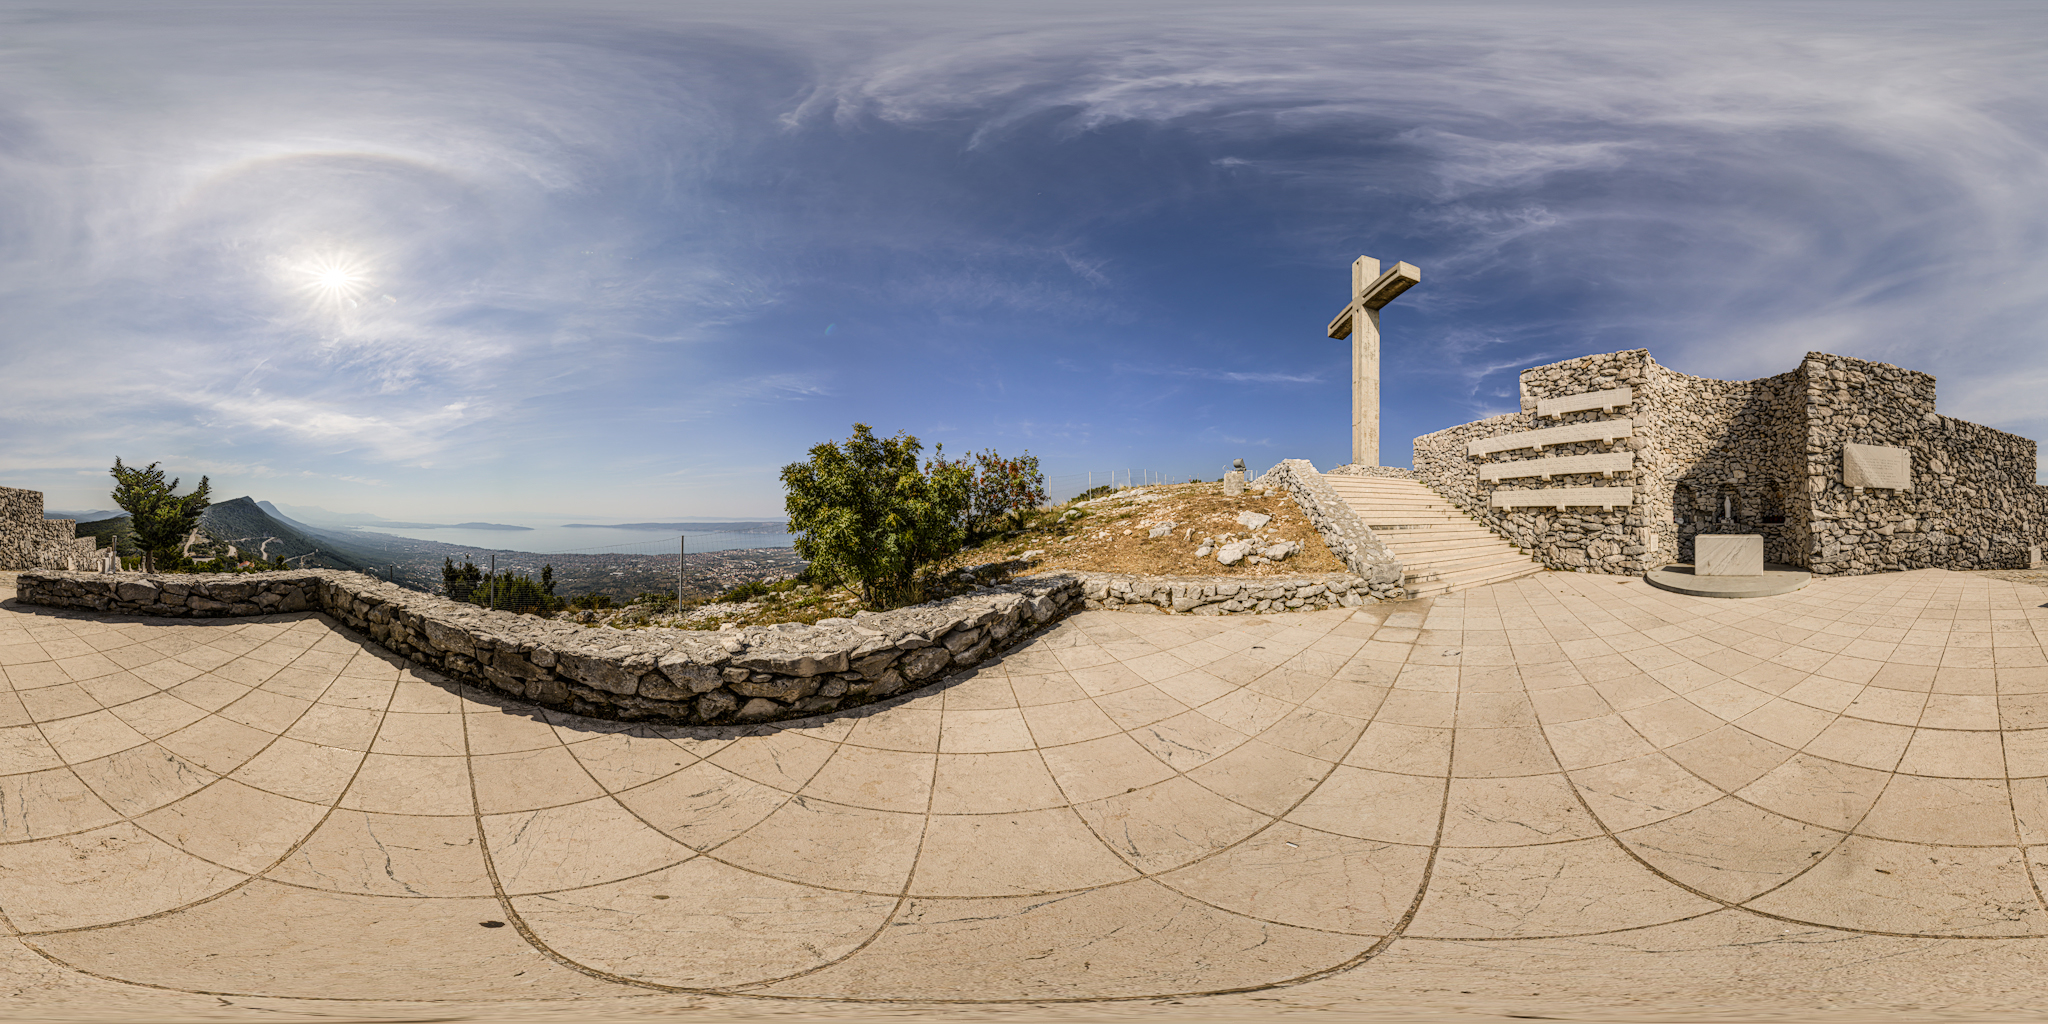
[[1696, 534, 1763, 576], [1223, 470, 1245, 496]]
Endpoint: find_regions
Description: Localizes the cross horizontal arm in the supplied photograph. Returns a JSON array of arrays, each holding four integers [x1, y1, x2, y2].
[[1325, 261, 1420, 339]]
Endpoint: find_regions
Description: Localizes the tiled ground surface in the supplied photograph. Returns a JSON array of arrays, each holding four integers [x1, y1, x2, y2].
[[5, 568, 2048, 1021]]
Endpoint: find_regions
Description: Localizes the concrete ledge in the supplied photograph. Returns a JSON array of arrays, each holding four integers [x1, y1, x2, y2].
[[1644, 563, 1812, 599], [1059, 570, 1375, 614], [15, 569, 1083, 725]]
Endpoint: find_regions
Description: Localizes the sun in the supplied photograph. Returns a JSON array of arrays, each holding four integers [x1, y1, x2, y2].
[[295, 253, 371, 308]]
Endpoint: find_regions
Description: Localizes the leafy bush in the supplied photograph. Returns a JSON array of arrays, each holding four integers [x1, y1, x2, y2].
[[444, 557, 561, 615], [717, 579, 774, 603], [782, 423, 970, 608], [1073, 484, 1116, 502], [963, 449, 1047, 538]]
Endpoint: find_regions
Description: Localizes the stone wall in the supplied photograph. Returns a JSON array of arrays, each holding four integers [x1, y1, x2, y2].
[[1326, 465, 1419, 480], [0, 487, 105, 571], [1798, 355, 2043, 574], [1412, 349, 2047, 577], [1066, 570, 1374, 614], [15, 569, 1082, 725], [1251, 459, 1408, 600], [1414, 351, 1653, 575]]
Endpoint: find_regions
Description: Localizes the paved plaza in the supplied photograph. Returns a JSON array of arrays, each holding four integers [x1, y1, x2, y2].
[[5, 568, 2048, 1021]]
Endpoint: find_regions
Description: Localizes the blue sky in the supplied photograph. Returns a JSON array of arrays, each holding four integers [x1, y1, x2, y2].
[[3, 1, 2045, 520]]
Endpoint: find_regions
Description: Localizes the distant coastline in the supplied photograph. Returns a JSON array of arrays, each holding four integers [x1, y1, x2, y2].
[[561, 521, 787, 533], [334, 521, 531, 531]]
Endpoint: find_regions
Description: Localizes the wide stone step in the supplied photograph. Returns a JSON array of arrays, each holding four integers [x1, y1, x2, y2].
[[1322, 471, 1546, 597], [1359, 515, 1475, 526], [1388, 535, 1528, 558], [1403, 549, 1542, 581], [1406, 563, 1548, 598]]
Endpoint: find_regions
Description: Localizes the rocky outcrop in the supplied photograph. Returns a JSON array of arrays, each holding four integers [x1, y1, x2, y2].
[[1065, 571, 1375, 614], [1250, 459, 1407, 600], [14, 569, 1082, 725]]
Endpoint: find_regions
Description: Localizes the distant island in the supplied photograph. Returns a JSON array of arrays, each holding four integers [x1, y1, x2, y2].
[[337, 521, 532, 531], [562, 521, 787, 533]]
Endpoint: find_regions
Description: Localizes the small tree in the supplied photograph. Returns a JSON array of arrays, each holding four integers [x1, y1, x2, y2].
[[782, 424, 971, 607], [965, 449, 1048, 538], [109, 458, 212, 573]]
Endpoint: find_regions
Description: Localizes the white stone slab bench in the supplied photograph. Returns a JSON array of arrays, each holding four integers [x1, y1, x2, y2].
[[1536, 386, 1632, 419], [1468, 418, 1634, 456], [1477, 452, 1635, 482], [1490, 486, 1636, 510]]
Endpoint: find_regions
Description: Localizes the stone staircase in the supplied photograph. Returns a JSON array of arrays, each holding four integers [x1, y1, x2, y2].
[[1323, 474, 1547, 598]]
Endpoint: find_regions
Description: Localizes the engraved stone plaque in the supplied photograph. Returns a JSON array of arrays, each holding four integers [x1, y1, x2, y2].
[[1696, 534, 1763, 576], [1842, 443, 1911, 490]]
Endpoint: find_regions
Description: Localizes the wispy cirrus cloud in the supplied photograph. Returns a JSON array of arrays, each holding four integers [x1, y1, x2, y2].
[[4, 1, 2044, 516]]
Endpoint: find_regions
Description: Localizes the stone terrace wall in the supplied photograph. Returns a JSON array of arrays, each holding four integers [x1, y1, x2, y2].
[[1413, 347, 2047, 578], [1415, 351, 1653, 575], [1326, 465, 1418, 480], [1642, 360, 1808, 566], [1066, 570, 1374, 614], [16, 569, 1082, 725], [1251, 459, 1408, 600], [1799, 353, 2045, 574], [0, 487, 103, 571]]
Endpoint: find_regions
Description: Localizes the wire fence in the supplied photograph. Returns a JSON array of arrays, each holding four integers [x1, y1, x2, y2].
[[1041, 464, 1275, 504]]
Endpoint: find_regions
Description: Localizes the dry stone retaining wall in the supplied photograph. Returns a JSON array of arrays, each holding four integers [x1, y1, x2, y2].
[[1325, 465, 1419, 480], [1250, 459, 1408, 600], [1413, 349, 2047, 578], [0, 487, 105, 571], [15, 569, 1082, 725], [1066, 571, 1374, 614]]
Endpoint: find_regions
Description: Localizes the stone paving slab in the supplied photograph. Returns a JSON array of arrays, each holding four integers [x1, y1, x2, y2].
[[5, 568, 2048, 1020]]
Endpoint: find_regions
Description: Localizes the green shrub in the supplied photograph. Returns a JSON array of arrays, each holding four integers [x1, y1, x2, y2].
[[962, 449, 1047, 539], [782, 424, 970, 608], [443, 557, 562, 615]]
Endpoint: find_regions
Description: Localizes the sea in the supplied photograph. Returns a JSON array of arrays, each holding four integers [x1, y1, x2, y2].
[[332, 523, 794, 555]]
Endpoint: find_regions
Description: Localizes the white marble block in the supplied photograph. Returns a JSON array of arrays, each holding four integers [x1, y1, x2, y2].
[[1696, 534, 1764, 576]]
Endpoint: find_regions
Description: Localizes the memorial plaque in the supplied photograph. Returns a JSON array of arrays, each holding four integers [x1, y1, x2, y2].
[[1842, 443, 1911, 490]]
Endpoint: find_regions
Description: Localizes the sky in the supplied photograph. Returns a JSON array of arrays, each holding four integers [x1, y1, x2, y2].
[[3, 1, 2045, 521]]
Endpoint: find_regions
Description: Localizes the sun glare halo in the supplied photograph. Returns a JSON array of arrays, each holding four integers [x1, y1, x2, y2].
[[295, 253, 371, 308]]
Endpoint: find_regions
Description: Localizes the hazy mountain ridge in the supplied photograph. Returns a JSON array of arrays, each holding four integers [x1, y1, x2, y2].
[[200, 497, 380, 571]]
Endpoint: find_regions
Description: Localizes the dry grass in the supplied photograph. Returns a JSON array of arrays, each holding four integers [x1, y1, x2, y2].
[[951, 482, 1345, 579]]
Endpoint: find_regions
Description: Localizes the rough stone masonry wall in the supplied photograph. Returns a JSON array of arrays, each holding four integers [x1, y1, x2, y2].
[[0, 487, 102, 571], [1641, 360, 1809, 567], [16, 569, 1082, 726], [1250, 459, 1408, 600], [1799, 353, 2046, 574], [1325, 465, 1419, 480], [1067, 570, 1375, 614], [1414, 351, 1654, 575], [1414, 347, 2047, 578]]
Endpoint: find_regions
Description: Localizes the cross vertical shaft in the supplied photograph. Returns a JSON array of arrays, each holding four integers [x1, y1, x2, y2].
[[1325, 255, 1421, 468], [1351, 257, 1381, 467]]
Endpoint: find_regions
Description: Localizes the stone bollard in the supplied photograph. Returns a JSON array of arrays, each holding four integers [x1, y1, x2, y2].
[[1224, 458, 1246, 496]]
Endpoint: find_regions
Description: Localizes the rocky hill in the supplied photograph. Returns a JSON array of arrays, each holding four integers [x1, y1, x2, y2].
[[199, 497, 380, 572]]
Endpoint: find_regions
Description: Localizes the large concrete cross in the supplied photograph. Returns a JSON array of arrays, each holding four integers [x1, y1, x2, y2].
[[1324, 256, 1420, 467]]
